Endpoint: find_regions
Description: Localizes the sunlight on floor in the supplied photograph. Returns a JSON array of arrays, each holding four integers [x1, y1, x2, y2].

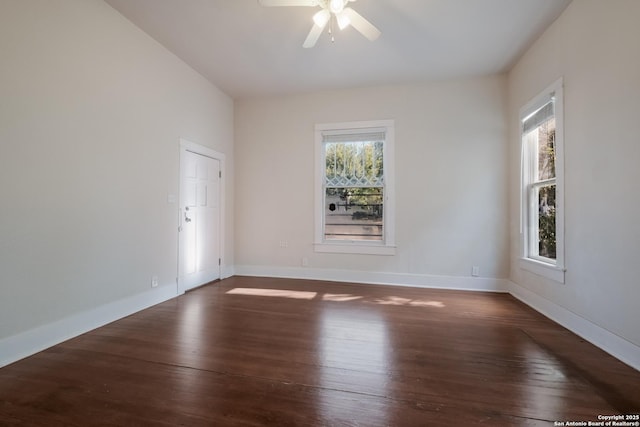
[[226, 288, 445, 308], [322, 293, 363, 302], [370, 296, 445, 308], [226, 288, 317, 300]]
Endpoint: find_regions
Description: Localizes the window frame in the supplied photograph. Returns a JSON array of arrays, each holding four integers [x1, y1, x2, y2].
[[519, 78, 565, 283], [314, 120, 396, 255]]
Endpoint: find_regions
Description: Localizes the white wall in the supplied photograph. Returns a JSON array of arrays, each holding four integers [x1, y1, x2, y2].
[[235, 76, 509, 287], [0, 0, 234, 342], [508, 0, 640, 350]]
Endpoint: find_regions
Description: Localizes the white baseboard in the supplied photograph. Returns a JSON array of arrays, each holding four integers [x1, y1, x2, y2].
[[509, 280, 640, 371], [0, 285, 177, 368], [234, 265, 510, 293]]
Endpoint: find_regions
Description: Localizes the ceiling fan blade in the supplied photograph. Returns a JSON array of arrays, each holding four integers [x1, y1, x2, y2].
[[303, 23, 325, 48], [343, 7, 380, 41], [258, 0, 318, 6]]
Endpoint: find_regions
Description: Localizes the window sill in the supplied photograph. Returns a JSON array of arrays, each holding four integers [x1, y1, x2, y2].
[[314, 242, 396, 256], [519, 257, 565, 283]]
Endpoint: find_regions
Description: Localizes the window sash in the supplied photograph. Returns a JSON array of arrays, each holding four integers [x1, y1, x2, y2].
[[322, 137, 386, 243], [526, 113, 557, 264], [323, 140, 384, 188], [528, 180, 557, 263], [323, 186, 384, 242]]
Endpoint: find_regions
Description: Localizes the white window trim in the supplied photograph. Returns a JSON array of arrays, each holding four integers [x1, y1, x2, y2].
[[519, 78, 565, 283], [314, 120, 396, 256]]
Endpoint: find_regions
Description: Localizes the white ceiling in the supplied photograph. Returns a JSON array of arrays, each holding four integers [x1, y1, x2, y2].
[[104, 0, 572, 99]]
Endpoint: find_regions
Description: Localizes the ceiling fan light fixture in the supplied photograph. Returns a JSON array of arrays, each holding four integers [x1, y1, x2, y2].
[[313, 9, 331, 27], [259, 0, 380, 48], [328, 0, 345, 14], [336, 11, 350, 30]]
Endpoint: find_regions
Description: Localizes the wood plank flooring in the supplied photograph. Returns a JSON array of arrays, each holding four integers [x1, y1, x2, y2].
[[1, 276, 639, 426]]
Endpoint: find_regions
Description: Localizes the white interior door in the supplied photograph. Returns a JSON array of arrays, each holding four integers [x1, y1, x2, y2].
[[179, 148, 221, 292]]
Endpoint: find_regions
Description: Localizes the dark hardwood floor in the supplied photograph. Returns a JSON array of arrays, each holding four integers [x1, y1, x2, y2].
[[1, 276, 639, 426]]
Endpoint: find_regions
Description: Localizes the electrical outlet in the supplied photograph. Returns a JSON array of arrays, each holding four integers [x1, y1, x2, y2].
[[302, 257, 309, 267], [471, 266, 479, 277], [151, 275, 159, 288]]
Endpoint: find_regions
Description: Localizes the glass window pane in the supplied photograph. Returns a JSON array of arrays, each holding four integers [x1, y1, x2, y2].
[[538, 184, 556, 259], [325, 187, 383, 241], [325, 141, 384, 187], [537, 118, 556, 181]]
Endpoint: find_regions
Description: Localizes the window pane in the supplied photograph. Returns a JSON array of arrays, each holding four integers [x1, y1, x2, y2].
[[538, 184, 556, 259], [537, 118, 556, 181], [325, 141, 383, 187], [325, 187, 383, 241]]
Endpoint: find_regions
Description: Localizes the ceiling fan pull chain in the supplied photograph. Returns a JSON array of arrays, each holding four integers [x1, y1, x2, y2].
[[329, 17, 335, 42]]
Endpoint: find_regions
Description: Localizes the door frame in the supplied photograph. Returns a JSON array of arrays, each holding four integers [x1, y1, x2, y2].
[[177, 138, 226, 295]]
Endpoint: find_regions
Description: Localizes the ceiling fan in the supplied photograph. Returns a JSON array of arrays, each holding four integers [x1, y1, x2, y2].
[[258, 0, 381, 48]]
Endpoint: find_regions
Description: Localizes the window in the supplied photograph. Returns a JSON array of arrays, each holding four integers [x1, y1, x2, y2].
[[314, 120, 395, 255], [520, 79, 565, 282]]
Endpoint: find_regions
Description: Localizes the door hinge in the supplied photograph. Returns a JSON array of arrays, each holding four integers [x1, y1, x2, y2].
[[218, 258, 221, 266], [219, 170, 222, 178]]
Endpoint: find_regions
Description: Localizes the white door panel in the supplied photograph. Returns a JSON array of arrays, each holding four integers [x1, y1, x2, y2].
[[179, 149, 221, 292]]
